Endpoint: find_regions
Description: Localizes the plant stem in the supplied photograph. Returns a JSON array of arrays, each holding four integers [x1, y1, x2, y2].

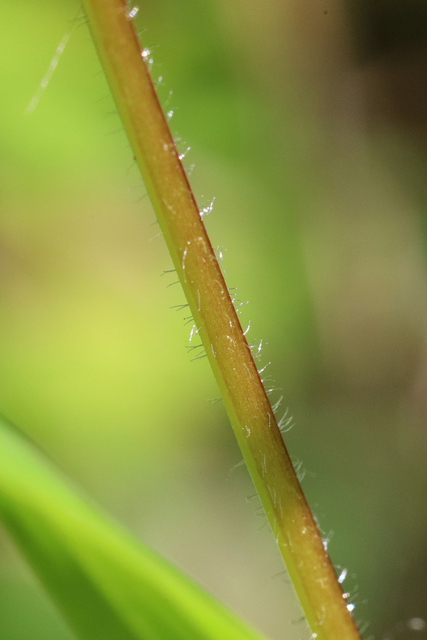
[[81, 2, 362, 639]]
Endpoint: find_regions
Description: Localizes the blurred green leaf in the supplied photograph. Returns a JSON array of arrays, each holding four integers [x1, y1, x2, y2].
[[0, 415, 267, 640]]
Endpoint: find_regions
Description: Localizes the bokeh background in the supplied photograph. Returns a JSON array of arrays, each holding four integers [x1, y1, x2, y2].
[[1, 1, 427, 639]]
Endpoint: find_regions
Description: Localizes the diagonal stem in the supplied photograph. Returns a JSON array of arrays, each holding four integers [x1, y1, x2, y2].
[[81, 2, 362, 639]]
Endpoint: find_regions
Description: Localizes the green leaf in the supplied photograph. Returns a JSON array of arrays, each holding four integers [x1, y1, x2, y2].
[[0, 415, 266, 640]]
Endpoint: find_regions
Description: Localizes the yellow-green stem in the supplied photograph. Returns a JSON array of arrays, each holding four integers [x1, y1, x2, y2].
[[81, 2, 362, 639]]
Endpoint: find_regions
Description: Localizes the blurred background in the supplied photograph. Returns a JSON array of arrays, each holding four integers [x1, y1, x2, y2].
[[1, 1, 427, 638]]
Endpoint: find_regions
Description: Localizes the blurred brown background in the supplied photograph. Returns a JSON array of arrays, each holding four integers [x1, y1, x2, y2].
[[1, 1, 427, 639]]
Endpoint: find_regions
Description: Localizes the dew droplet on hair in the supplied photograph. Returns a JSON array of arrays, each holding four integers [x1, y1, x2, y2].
[[179, 146, 191, 160], [338, 568, 348, 584], [127, 6, 139, 19], [215, 245, 226, 263], [200, 196, 215, 219]]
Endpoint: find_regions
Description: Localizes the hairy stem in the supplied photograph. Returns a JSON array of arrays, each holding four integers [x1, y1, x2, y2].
[[81, 2, 362, 639]]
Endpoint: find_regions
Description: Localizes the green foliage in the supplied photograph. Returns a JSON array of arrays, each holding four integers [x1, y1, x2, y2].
[[0, 415, 266, 640]]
